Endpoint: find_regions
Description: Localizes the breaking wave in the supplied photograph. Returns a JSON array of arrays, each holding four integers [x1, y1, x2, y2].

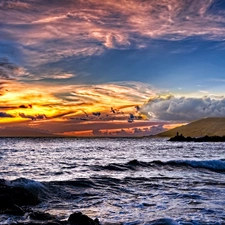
[[92, 159, 225, 172]]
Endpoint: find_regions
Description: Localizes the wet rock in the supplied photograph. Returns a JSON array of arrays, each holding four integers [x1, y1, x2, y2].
[[44, 222, 65, 225], [29, 211, 56, 221], [168, 133, 225, 142], [4, 204, 25, 215], [68, 212, 100, 225], [0, 180, 40, 214]]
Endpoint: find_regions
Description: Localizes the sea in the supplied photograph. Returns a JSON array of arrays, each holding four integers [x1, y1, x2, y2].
[[0, 137, 225, 225]]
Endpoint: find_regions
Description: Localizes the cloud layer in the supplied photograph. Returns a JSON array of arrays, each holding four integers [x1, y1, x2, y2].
[[0, 80, 155, 121], [1, 0, 225, 72]]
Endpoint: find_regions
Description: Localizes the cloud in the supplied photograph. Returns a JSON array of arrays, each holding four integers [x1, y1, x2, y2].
[[0, 81, 159, 125], [0, 82, 7, 96], [0, 57, 17, 80], [91, 124, 167, 137], [92, 129, 102, 136], [19, 113, 47, 120], [0, 57, 28, 80], [19, 104, 32, 109], [141, 96, 225, 121], [0, 112, 14, 118], [1, 0, 225, 71], [52, 82, 156, 112], [0, 104, 32, 110], [132, 125, 167, 136], [0, 1, 30, 10]]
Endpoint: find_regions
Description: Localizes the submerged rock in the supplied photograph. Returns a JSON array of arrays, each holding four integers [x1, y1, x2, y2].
[[4, 211, 101, 225]]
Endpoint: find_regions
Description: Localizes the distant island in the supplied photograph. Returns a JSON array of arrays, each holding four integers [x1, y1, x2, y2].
[[168, 132, 225, 142], [157, 117, 225, 138], [154, 117, 225, 142]]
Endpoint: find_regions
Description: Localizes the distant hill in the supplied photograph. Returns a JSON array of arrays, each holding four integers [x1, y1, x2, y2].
[[0, 126, 56, 137], [157, 117, 225, 137]]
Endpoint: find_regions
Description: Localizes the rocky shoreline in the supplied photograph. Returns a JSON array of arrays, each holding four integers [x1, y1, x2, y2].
[[168, 133, 225, 142], [0, 178, 184, 225], [0, 179, 100, 225]]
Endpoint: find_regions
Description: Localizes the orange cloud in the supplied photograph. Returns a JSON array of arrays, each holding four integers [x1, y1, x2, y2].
[[0, 80, 157, 124]]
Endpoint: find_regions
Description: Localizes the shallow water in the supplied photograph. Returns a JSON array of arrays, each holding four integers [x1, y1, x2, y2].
[[0, 137, 225, 224]]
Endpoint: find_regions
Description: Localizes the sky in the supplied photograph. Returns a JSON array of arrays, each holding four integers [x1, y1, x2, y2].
[[1, 0, 225, 136]]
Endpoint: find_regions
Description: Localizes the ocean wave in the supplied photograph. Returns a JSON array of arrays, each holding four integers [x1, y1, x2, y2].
[[8, 177, 49, 200], [168, 159, 225, 172], [92, 159, 225, 173], [143, 218, 179, 225]]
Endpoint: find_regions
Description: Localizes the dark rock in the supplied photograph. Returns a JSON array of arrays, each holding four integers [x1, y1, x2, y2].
[[68, 212, 100, 225], [94, 218, 100, 225], [4, 204, 25, 215], [44, 222, 65, 225], [0, 180, 40, 214], [29, 211, 56, 221], [36, 221, 64, 225], [169, 134, 225, 142], [168, 133, 188, 142]]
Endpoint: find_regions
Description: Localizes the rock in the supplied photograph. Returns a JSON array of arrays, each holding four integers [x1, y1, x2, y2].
[[168, 134, 225, 142], [68, 212, 100, 225], [29, 211, 56, 221], [0, 180, 40, 214], [4, 204, 25, 215], [168, 133, 189, 142], [44, 222, 65, 225]]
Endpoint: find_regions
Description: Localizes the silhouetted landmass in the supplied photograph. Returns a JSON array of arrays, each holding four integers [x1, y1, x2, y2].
[[157, 117, 225, 137], [0, 127, 58, 137], [169, 132, 225, 142]]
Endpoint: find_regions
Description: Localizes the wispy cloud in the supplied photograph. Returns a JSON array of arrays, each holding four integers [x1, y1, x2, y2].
[[0, 80, 156, 122], [1, 0, 225, 70]]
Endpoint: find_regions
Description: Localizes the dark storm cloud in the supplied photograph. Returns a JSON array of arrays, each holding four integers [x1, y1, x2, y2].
[[141, 96, 225, 121]]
